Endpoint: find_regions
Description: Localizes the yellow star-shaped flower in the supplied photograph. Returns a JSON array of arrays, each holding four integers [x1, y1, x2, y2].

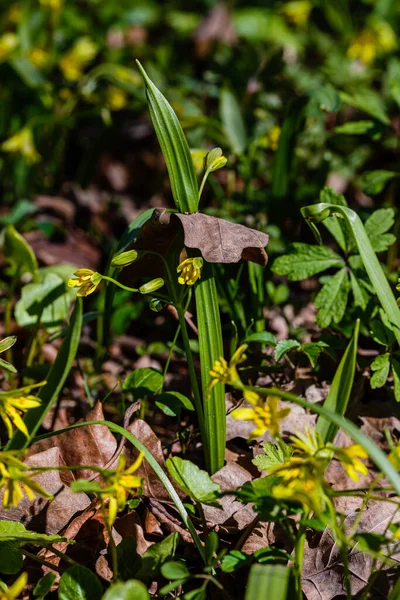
[[232, 391, 290, 439]]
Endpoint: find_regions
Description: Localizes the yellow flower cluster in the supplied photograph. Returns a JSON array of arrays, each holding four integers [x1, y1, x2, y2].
[[0, 451, 52, 509], [99, 453, 143, 525], [177, 257, 203, 286], [232, 392, 290, 439], [0, 383, 43, 438], [1, 127, 40, 164], [348, 19, 396, 65], [60, 37, 97, 81], [68, 269, 102, 296]]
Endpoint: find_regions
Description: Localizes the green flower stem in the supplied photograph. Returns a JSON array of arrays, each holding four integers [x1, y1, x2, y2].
[[100, 275, 139, 293], [33, 419, 206, 562], [294, 519, 308, 600], [195, 263, 225, 474]]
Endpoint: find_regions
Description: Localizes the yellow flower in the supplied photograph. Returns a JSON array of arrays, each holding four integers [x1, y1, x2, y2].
[[267, 126, 281, 151], [177, 257, 203, 286], [348, 19, 396, 65], [7, 5, 23, 25], [209, 344, 248, 390], [101, 453, 143, 525], [232, 392, 290, 438], [60, 37, 97, 81], [68, 269, 102, 297], [0, 451, 52, 509], [106, 86, 128, 111], [28, 48, 50, 69], [1, 127, 40, 164], [0, 572, 28, 600], [0, 33, 18, 62], [389, 443, 400, 470], [0, 386, 42, 438], [40, 0, 63, 9], [334, 444, 368, 481], [281, 1, 312, 27]]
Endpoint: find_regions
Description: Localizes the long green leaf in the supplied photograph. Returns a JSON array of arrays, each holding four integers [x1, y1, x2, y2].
[[195, 264, 225, 474], [136, 62, 198, 213], [32, 419, 205, 562], [248, 385, 400, 495], [7, 299, 83, 450], [219, 87, 247, 155], [316, 319, 359, 443], [301, 203, 400, 346], [245, 565, 293, 600]]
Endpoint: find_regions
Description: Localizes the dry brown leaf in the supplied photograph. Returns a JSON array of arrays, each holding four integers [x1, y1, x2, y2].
[[302, 500, 400, 600], [0, 448, 90, 534], [30, 401, 118, 479]]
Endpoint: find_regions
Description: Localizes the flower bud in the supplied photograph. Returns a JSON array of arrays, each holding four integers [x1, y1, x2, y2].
[[111, 250, 138, 268], [139, 278, 164, 294], [149, 298, 164, 312]]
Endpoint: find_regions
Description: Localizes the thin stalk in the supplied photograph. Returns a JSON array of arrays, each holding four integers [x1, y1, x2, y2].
[[293, 519, 308, 600], [101, 275, 139, 293], [21, 549, 62, 573], [4, 271, 19, 364]]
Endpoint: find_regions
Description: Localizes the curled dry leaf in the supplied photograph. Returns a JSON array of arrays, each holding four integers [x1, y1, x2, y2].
[[120, 207, 269, 282]]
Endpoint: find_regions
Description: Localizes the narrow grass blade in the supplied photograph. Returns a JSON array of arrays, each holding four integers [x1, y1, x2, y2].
[[248, 385, 400, 495], [33, 419, 205, 562], [7, 299, 83, 450], [195, 263, 225, 474], [301, 203, 400, 346], [245, 564, 293, 600], [316, 319, 360, 443], [136, 61, 198, 214], [272, 96, 308, 198]]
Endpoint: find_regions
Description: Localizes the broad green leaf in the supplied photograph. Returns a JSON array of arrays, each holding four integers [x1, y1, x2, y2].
[[316, 319, 359, 443], [161, 560, 190, 580], [136, 62, 198, 213], [221, 550, 251, 573], [252, 441, 293, 472], [314, 268, 350, 328], [334, 120, 376, 135], [7, 298, 83, 450], [155, 391, 194, 417], [274, 339, 300, 362], [271, 243, 343, 281], [58, 566, 103, 600], [0, 542, 22, 574], [123, 367, 163, 397], [116, 538, 142, 581], [370, 353, 391, 388], [364, 208, 396, 252], [219, 87, 247, 154], [2, 225, 38, 279], [0, 520, 68, 546], [166, 457, 221, 506], [245, 332, 276, 345], [33, 573, 56, 599], [102, 580, 149, 600], [245, 564, 293, 600], [272, 96, 308, 198], [359, 171, 397, 196], [135, 532, 179, 580]]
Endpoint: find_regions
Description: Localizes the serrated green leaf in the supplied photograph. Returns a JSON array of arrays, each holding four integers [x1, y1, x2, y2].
[[350, 271, 370, 310], [370, 353, 391, 388], [359, 171, 397, 196], [253, 441, 293, 472], [274, 339, 300, 362], [364, 208, 396, 252], [220, 87, 247, 154], [166, 457, 221, 506], [136, 62, 198, 213], [300, 342, 329, 367], [272, 243, 343, 281], [315, 268, 350, 328]]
